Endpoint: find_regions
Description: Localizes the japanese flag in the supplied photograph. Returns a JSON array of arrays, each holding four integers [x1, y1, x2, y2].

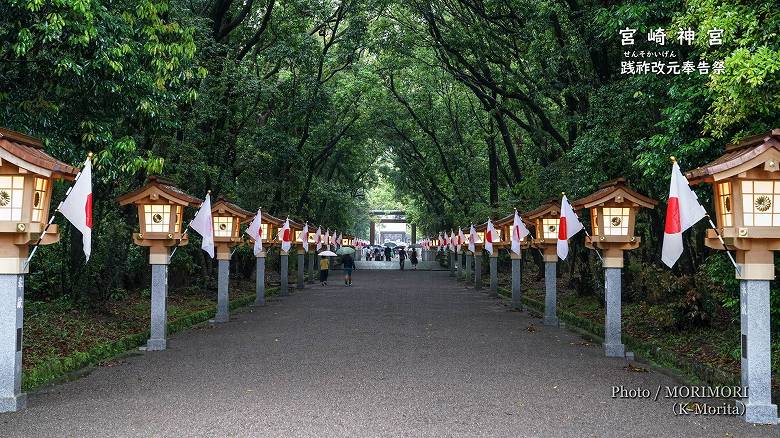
[[468, 224, 480, 253], [280, 218, 292, 253], [59, 156, 92, 261], [301, 223, 309, 253], [484, 219, 497, 255], [447, 231, 454, 251], [511, 209, 530, 256], [190, 193, 215, 258], [662, 161, 706, 268], [245, 209, 263, 256], [336, 232, 343, 248], [438, 233, 444, 251], [557, 195, 584, 260], [457, 228, 465, 252], [315, 226, 322, 251], [324, 230, 330, 250]]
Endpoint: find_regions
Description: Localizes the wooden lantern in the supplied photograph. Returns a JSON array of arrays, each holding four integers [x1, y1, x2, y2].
[[687, 129, 780, 279], [572, 178, 656, 267], [211, 197, 252, 260], [259, 213, 285, 246], [116, 176, 201, 264], [494, 213, 533, 250], [473, 221, 503, 248], [288, 219, 304, 251], [524, 199, 562, 262], [0, 129, 79, 272]]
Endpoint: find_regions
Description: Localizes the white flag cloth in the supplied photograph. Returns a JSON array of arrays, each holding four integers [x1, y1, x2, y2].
[[324, 230, 331, 250], [280, 218, 292, 253], [59, 157, 93, 261], [190, 193, 215, 258], [457, 228, 465, 252], [484, 219, 496, 255], [245, 209, 263, 256], [662, 162, 707, 268], [336, 232, 342, 248], [468, 224, 479, 253], [438, 233, 444, 251], [301, 223, 309, 253], [447, 231, 454, 251], [557, 195, 584, 260], [315, 227, 322, 251], [510, 210, 530, 256]]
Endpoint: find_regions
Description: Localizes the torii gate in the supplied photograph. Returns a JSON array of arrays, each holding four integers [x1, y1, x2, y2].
[[368, 210, 415, 245]]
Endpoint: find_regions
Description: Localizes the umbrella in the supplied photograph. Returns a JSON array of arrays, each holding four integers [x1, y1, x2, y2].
[[318, 250, 337, 257], [384, 242, 398, 248], [408, 244, 422, 248], [336, 246, 356, 255]]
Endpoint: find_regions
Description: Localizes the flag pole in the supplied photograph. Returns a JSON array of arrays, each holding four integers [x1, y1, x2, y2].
[[24, 152, 92, 269], [705, 214, 740, 275], [563, 191, 604, 263], [170, 190, 209, 260]]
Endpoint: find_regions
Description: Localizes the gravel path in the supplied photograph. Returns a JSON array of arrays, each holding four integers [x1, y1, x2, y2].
[[1, 270, 777, 437]]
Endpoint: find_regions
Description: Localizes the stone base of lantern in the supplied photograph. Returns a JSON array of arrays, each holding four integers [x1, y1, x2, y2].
[[739, 279, 779, 425], [280, 252, 289, 296], [212, 259, 230, 323], [297, 250, 305, 290], [308, 252, 316, 284], [474, 251, 482, 290], [254, 253, 266, 306], [0, 273, 25, 412], [488, 252, 498, 297], [604, 267, 625, 357], [146, 264, 168, 351], [543, 259, 558, 327], [465, 254, 473, 286], [510, 252, 522, 310]]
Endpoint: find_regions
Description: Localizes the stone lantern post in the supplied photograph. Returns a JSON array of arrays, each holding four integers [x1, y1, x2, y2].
[[117, 176, 200, 351], [0, 128, 78, 412], [210, 198, 252, 323], [290, 220, 306, 291], [525, 199, 563, 326], [249, 212, 283, 307], [685, 129, 780, 425], [572, 179, 656, 357], [307, 227, 318, 284], [495, 213, 533, 310], [463, 228, 474, 286]]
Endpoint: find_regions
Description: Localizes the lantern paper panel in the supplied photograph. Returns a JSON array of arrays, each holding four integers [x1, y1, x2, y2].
[[144, 204, 172, 233], [213, 216, 235, 238]]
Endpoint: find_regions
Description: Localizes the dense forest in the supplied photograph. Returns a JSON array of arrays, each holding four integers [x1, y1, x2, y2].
[[2, 0, 779, 334]]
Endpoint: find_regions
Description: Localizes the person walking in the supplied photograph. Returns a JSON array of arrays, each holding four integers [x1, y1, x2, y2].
[[319, 256, 330, 286], [398, 247, 407, 271], [342, 253, 355, 286], [409, 248, 418, 269], [384, 246, 392, 261]]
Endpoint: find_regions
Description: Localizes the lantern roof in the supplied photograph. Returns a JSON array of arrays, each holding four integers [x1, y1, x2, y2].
[[211, 197, 253, 221], [494, 211, 534, 227], [288, 218, 304, 231], [262, 212, 285, 226], [523, 198, 561, 220], [117, 175, 202, 207], [571, 178, 656, 210], [686, 129, 780, 184], [0, 128, 79, 180]]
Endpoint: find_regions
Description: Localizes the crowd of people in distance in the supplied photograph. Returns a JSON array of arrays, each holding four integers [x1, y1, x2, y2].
[[364, 246, 418, 270], [318, 244, 420, 288]]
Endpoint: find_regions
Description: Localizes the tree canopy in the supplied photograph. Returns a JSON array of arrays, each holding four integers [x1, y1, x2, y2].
[[1, 0, 779, 302]]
